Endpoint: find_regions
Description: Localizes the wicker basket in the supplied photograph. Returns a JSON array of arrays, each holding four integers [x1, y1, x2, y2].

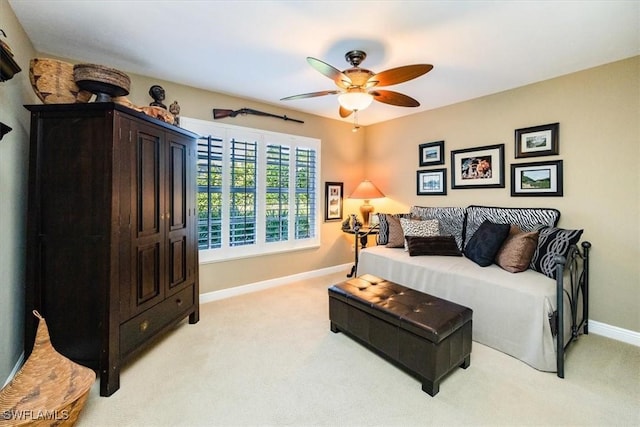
[[29, 58, 93, 104], [0, 311, 95, 426], [73, 63, 130, 101]]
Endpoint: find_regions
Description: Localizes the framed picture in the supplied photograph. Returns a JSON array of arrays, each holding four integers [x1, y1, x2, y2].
[[511, 160, 563, 197], [417, 168, 447, 195], [515, 122, 559, 158], [324, 182, 344, 221], [450, 144, 505, 189], [419, 140, 445, 166]]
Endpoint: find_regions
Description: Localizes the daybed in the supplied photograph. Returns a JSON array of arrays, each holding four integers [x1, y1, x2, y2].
[[356, 205, 590, 377]]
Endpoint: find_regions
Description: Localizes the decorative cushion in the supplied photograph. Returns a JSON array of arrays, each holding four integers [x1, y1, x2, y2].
[[530, 226, 583, 279], [400, 218, 440, 250], [410, 206, 466, 250], [464, 205, 560, 250], [385, 215, 406, 248], [495, 225, 539, 273], [406, 235, 463, 257], [376, 213, 413, 245], [463, 220, 511, 267]]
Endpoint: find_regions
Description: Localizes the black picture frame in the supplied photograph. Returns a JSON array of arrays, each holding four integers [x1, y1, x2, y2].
[[511, 160, 563, 197], [419, 140, 445, 166], [417, 168, 447, 195], [515, 122, 559, 158], [324, 182, 344, 221], [450, 144, 505, 189]]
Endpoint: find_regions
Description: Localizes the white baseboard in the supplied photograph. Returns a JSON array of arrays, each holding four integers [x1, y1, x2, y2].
[[589, 320, 640, 347], [200, 263, 352, 304], [3, 352, 25, 388]]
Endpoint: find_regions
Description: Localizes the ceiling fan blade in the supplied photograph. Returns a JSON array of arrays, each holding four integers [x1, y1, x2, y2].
[[370, 90, 421, 107], [339, 106, 353, 118], [307, 57, 352, 88], [280, 90, 340, 101], [367, 64, 433, 87]]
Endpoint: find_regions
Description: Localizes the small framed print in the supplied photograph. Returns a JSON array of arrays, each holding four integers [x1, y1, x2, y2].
[[451, 144, 505, 189], [417, 168, 447, 195], [419, 141, 444, 166], [511, 160, 563, 197], [324, 182, 344, 221], [515, 123, 559, 158]]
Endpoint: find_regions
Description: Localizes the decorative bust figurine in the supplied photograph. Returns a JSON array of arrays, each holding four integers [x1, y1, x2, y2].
[[149, 85, 167, 109], [169, 100, 180, 125]]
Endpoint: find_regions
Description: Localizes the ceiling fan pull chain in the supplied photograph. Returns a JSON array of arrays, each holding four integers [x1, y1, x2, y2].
[[352, 110, 360, 132]]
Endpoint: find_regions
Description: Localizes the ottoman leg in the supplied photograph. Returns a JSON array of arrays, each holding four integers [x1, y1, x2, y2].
[[422, 379, 439, 397], [460, 355, 471, 369]]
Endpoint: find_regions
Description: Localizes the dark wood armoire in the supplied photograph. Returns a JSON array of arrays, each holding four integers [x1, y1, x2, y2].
[[24, 103, 200, 396]]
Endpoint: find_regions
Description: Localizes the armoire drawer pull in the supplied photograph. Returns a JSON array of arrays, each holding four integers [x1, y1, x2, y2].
[[139, 320, 149, 332], [176, 298, 183, 306]]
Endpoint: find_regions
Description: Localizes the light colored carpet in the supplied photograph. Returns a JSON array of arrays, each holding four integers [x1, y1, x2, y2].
[[78, 272, 640, 426]]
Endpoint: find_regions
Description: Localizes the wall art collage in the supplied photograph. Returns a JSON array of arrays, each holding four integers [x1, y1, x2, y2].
[[417, 122, 562, 197]]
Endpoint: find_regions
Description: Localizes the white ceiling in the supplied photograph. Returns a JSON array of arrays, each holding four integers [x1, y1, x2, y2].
[[9, 0, 640, 126]]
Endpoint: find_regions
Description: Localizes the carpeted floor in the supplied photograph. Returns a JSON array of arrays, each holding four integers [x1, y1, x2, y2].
[[77, 271, 640, 426]]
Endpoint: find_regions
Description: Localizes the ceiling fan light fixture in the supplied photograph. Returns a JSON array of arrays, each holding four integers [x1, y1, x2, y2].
[[338, 91, 374, 112]]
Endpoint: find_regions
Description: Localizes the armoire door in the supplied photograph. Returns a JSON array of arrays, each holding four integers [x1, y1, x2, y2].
[[166, 133, 192, 294], [129, 120, 166, 316]]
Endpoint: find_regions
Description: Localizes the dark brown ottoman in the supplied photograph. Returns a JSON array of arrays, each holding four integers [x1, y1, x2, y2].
[[328, 274, 472, 396]]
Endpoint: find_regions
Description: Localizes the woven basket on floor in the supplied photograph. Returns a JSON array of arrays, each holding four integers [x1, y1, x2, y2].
[[29, 58, 93, 104], [0, 311, 95, 426]]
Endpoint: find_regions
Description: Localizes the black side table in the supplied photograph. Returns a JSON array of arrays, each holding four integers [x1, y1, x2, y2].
[[343, 226, 379, 278]]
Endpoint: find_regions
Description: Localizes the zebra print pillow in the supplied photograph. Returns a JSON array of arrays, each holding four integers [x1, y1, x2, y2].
[[464, 205, 560, 250], [410, 206, 466, 250]]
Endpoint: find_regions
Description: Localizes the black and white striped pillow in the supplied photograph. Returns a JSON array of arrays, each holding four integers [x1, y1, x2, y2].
[[464, 205, 560, 250], [410, 206, 466, 250]]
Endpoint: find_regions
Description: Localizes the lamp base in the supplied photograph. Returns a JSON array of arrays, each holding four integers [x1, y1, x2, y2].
[[360, 201, 374, 228]]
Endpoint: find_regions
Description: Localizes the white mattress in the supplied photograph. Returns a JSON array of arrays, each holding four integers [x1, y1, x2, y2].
[[357, 245, 565, 372]]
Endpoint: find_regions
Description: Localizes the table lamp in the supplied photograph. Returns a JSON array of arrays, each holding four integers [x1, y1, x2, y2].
[[349, 179, 385, 227]]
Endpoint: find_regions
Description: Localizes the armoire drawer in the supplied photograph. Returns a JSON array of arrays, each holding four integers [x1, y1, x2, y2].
[[120, 285, 195, 357]]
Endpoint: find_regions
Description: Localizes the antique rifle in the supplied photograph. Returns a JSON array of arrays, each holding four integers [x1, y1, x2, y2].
[[213, 108, 304, 124]]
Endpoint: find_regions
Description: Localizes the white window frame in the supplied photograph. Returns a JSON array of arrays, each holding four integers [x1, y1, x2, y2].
[[181, 117, 321, 264]]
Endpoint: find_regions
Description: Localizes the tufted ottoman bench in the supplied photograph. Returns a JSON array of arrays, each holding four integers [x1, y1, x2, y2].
[[328, 274, 472, 396]]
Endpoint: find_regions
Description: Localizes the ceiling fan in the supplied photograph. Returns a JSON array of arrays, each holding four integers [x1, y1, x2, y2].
[[281, 50, 433, 118]]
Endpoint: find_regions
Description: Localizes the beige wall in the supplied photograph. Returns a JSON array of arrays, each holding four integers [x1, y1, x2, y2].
[[366, 56, 640, 333], [2, 0, 638, 383], [0, 0, 39, 384]]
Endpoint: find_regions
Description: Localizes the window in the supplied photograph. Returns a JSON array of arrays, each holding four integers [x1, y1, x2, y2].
[[181, 117, 320, 263]]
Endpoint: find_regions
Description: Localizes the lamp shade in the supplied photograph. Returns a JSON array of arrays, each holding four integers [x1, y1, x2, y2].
[[349, 179, 385, 200], [338, 91, 374, 111], [349, 180, 384, 228]]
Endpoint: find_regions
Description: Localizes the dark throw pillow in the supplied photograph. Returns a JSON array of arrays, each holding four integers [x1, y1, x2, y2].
[[530, 226, 584, 279], [406, 235, 463, 257], [463, 220, 511, 267]]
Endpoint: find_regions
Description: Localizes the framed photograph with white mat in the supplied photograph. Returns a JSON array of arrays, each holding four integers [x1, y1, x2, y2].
[[419, 141, 444, 166], [417, 169, 447, 195], [511, 160, 563, 197], [515, 123, 559, 158], [451, 144, 505, 189], [324, 182, 344, 221]]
